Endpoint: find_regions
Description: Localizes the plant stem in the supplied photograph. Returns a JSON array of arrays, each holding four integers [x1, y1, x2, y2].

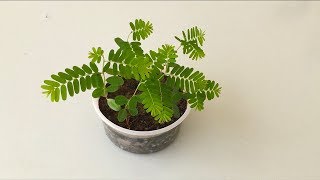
[[158, 74, 164, 80], [125, 81, 143, 109], [123, 81, 143, 124], [126, 116, 130, 129], [133, 81, 142, 95], [127, 31, 133, 42], [102, 55, 107, 97], [176, 45, 182, 51], [165, 63, 169, 73]]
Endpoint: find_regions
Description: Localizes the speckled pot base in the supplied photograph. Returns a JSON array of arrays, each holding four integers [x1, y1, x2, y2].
[[102, 121, 181, 154]]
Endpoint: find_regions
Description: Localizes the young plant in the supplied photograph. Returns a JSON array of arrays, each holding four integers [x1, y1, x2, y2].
[[41, 19, 222, 123]]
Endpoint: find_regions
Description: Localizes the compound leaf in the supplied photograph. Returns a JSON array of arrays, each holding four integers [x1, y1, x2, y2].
[[130, 19, 153, 41]]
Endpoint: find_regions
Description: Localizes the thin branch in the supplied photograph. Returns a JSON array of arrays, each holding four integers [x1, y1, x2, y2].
[[102, 55, 107, 97], [125, 81, 143, 109], [176, 45, 182, 51], [127, 31, 133, 42]]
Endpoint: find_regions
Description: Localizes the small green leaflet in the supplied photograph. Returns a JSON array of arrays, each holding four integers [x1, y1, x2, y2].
[[117, 109, 127, 122], [92, 88, 104, 98], [115, 95, 128, 106], [88, 47, 104, 63], [107, 76, 124, 86], [107, 99, 121, 111], [106, 76, 123, 93], [127, 95, 139, 116]]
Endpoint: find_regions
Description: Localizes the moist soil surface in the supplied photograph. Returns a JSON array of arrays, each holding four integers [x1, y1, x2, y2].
[[99, 79, 187, 131]]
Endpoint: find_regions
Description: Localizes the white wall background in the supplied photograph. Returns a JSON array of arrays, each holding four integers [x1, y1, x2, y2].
[[0, 1, 320, 179]]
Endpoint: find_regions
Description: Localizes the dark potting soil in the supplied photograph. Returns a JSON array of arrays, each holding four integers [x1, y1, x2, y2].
[[98, 79, 187, 131]]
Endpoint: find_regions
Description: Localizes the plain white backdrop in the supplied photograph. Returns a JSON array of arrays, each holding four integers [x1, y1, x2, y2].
[[0, 1, 320, 179]]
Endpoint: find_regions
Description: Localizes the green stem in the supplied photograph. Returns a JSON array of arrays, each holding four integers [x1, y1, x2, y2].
[[125, 81, 143, 109], [127, 31, 133, 42], [132, 82, 142, 96], [102, 55, 107, 97], [176, 45, 182, 51], [158, 74, 164, 80], [165, 63, 169, 73]]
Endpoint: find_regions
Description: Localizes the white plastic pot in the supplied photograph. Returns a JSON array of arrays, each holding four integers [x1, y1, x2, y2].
[[92, 98, 191, 153]]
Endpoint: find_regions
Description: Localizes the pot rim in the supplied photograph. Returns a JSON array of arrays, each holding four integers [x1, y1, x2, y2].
[[92, 97, 191, 137]]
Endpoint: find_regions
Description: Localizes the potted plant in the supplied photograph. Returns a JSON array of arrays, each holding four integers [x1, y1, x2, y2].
[[41, 19, 222, 153]]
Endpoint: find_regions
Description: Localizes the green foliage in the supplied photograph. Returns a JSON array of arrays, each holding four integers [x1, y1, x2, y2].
[[112, 94, 140, 121], [187, 91, 206, 110], [107, 76, 124, 86], [138, 78, 182, 123], [145, 44, 178, 76], [127, 95, 140, 116], [165, 63, 221, 111], [130, 19, 153, 41], [166, 63, 207, 94], [106, 76, 124, 92], [205, 80, 222, 100], [42, 19, 222, 124], [104, 38, 153, 80], [158, 45, 178, 65], [107, 99, 121, 111], [115, 95, 128, 106], [88, 47, 104, 63], [41, 63, 104, 102], [117, 109, 127, 122], [92, 88, 105, 98], [175, 26, 205, 60]]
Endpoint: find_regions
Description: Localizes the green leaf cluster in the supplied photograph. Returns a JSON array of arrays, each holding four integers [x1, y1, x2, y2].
[[41, 62, 104, 102], [111, 95, 141, 122], [106, 76, 124, 92], [92, 75, 124, 98], [187, 80, 222, 111], [104, 38, 152, 81], [175, 26, 205, 60], [41, 19, 222, 124], [130, 19, 153, 41], [166, 63, 221, 110], [88, 47, 104, 63], [166, 63, 207, 94], [138, 78, 182, 123], [149, 45, 178, 72]]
